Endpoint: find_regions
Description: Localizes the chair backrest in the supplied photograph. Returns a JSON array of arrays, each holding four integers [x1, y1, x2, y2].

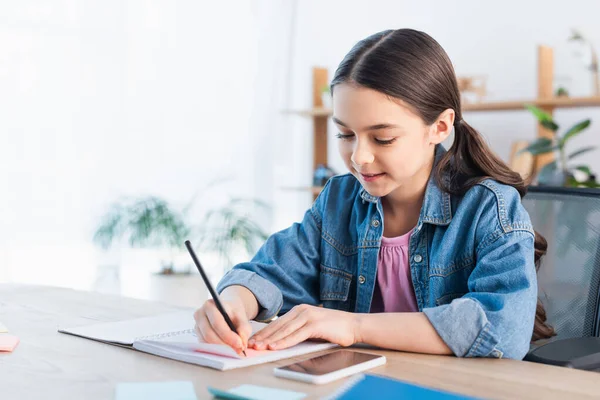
[[523, 186, 600, 341]]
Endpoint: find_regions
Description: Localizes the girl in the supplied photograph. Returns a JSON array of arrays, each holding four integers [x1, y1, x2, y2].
[[194, 28, 554, 360]]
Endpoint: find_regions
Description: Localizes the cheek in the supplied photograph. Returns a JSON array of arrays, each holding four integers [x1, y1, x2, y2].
[[338, 142, 353, 162], [385, 140, 428, 175]]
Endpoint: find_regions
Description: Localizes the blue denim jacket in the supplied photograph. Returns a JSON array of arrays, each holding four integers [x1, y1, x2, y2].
[[217, 148, 537, 360]]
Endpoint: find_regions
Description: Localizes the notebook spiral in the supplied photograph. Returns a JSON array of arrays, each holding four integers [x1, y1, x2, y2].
[[135, 328, 195, 341]]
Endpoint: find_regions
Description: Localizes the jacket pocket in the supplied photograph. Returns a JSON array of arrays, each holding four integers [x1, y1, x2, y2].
[[319, 265, 352, 301]]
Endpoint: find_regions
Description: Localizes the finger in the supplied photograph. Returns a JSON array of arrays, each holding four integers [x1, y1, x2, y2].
[[196, 313, 227, 345], [205, 303, 243, 350], [249, 316, 289, 347], [255, 304, 310, 344], [194, 324, 204, 342], [261, 315, 308, 349], [193, 307, 205, 325], [232, 311, 253, 349], [269, 327, 312, 351], [250, 306, 302, 344]]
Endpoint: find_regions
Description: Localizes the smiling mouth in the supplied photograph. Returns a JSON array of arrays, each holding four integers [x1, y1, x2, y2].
[[359, 172, 386, 182]]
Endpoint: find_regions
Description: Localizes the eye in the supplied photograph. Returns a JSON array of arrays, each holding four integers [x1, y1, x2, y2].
[[375, 138, 396, 145], [335, 133, 354, 141]]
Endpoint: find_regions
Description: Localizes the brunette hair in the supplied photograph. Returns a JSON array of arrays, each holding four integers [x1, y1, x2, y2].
[[331, 28, 554, 341]]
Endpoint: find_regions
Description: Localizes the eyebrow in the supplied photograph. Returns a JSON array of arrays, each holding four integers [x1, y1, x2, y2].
[[332, 117, 399, 132]]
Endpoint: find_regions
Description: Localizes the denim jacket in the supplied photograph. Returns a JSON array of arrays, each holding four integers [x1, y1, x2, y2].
[[217, 147, 537, 360]]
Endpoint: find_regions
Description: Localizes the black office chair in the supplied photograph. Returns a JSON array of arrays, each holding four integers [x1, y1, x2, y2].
[[522, 186, 600, 369]]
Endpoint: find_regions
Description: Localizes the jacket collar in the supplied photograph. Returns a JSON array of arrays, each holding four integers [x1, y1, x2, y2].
[[359, 145, 452, 226]]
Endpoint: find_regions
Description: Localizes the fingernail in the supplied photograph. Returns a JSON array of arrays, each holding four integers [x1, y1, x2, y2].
[[255, 341, 263, 348], [269, 343, 277, 349], [248, 339, 255, 346]]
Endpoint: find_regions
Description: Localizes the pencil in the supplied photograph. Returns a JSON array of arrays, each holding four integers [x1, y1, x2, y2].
[[185, 240, 247, 357]]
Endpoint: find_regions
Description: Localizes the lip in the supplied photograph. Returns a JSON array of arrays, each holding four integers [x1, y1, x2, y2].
[[359, 172, 385, 182]]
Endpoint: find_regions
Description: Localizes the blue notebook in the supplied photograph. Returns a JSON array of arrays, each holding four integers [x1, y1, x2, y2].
[[325, 374, 478, 400]]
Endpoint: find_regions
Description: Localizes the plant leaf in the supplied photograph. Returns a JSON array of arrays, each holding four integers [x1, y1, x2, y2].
[[198, 197, 269, 270], [559, 119, 591, 148], [519, 138, 555, 155], [569, 146, 597, 160], [574, 165, 592, 175], [525, 104, 559, 132], [93, 203, 126, 249], [569, 29, 584, 41], [101, 196, 190, 249], [541, 120, 560, 132]]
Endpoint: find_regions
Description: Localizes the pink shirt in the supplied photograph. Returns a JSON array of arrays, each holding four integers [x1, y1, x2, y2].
[[370, 227, 419, 313]]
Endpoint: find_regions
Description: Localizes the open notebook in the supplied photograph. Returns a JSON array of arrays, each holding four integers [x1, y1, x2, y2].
[[58, 311, 337, 370]]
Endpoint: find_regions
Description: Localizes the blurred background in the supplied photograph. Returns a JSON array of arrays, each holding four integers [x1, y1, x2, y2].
[[1, 0, 599, 307]]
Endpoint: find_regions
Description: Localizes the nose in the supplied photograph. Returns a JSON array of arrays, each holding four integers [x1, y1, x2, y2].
[[350, 140, 374, 167]]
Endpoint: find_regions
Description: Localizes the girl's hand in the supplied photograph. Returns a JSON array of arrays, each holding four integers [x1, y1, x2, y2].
[[248, 304, 360, 351], [193, 298, 253, 355]]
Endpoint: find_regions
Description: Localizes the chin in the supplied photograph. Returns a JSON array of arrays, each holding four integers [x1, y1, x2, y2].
[[360, 185, 392, 198]]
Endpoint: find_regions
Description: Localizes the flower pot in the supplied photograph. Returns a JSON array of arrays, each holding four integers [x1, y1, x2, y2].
[[538, 170, 568, 186]]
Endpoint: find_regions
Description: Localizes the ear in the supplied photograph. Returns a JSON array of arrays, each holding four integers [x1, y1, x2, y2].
[[428, 108, 455, 145]]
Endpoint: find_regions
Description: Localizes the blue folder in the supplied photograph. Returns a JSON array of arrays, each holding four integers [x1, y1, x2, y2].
[[328, 374, 479, 400]]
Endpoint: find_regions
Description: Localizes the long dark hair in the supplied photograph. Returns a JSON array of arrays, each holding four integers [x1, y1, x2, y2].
[[331, 28, 554, 341]]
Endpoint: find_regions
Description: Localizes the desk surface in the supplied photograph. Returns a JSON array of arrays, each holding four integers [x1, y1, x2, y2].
[[1, 284, 600, 400]]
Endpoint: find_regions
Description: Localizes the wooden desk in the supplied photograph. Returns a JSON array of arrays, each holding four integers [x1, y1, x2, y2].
[[1, 284, 600, 400]]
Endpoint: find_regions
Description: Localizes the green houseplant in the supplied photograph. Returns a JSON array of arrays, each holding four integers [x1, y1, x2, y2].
[[194, 198, 269, 270], [520, 104, 598, 188], [94, 195, 269, 275]]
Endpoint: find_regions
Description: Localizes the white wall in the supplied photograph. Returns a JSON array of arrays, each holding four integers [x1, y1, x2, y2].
[[269, 0, 600, 228], [0, 1, 260, 288], [2, 1, 600, 290]]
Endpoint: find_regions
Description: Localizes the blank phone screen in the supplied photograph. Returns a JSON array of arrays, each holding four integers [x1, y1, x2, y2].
[[278, 350, 382, 376]]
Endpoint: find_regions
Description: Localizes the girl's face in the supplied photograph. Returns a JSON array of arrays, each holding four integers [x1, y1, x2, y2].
[[332, 83, 452, 199]]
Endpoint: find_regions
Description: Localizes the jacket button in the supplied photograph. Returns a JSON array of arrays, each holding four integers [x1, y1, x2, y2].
[[358, 275, 366, 284], [371, 219, 380, 228], [413, 254, 423, 263]]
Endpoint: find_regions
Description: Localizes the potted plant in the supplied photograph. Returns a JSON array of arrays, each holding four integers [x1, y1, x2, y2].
[[194, 198, 269, 270], [520, 104, 598, 188], [94, 195, 269, 275]]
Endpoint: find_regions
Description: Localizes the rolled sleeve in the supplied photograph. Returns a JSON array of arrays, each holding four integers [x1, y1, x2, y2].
[[423, 298, 500, 357], [217, 269, 283, 322], [425, 229, 537, 359]]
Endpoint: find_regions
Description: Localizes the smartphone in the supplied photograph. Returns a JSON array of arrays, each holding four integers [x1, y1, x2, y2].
[[273, 350, 386, 385]]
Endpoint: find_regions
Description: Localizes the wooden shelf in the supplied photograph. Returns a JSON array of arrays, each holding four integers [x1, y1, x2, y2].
[[284, 96, 600, 117], [463, 96, 600, 111]]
